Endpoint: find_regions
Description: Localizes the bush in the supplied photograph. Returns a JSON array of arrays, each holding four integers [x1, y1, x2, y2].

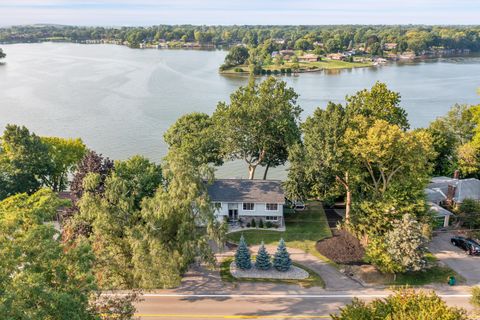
[[246, 222, 251, 228], [255, 241, 272, 270], [258, 219, 264, 228], [286, 68, 292, 74], [235, 235, 252, 270], [265, 221, 273, 228], [266, 69, 272, 75], [251, 219, 256, 228], [273, 238, 292, 272], [261, 69, 266, 75], [280, 68, 286, 74], [273, 70, 279, 75], [471, 286, 480, 308], [331, 288, 467, 320]]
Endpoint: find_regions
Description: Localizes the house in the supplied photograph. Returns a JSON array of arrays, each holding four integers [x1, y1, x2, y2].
[[327, 53, 346, 61], [280, 49, 295, 56], [383, 43, 398, 50], [207, 179, 285, 228], [271, 51, 279, 58], [298, 53, 320, 62], [425, 175, 480, 227]]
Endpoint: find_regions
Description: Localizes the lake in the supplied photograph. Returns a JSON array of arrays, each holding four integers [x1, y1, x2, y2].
[[1, 43, 479, 179]]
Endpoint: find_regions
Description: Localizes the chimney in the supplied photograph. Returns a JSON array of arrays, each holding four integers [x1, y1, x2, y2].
[[453, 170, 460, 179], [446, 184, 457, 207]]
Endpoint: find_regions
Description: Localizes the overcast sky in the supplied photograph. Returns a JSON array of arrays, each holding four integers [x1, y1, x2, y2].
[[1, 0, 479, 26]]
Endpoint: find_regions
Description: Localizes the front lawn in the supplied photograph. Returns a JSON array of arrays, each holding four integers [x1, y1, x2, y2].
[[227, 201, 332, 261], [220, 257, 324, 288]]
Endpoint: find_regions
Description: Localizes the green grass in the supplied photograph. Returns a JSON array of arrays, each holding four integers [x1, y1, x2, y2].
[[220, 58, 372, 74], [227, 201, 333, 262], [220, 257, 325, 288]]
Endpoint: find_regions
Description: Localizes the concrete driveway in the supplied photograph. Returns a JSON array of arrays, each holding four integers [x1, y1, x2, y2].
[[429, 231, 480, 285]]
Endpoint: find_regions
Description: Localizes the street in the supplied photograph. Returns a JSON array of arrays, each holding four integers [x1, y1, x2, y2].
[[131, 291, 476, 319]]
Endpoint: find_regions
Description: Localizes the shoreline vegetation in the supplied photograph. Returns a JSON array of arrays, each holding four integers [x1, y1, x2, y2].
[[1, 24, 480, 75]]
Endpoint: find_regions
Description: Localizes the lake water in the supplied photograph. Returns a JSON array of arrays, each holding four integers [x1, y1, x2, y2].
[[1, 43, 479, 179]]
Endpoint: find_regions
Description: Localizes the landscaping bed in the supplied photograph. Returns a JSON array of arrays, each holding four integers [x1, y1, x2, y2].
[[220, 257, 324, 288], [316, 229, 365, 265], [230, 261, 308, 280]]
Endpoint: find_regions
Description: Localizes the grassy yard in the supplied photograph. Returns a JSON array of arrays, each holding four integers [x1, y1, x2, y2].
[[221, 58, 372, 74], [220, 257, 324, 288], [227, 201, 332, 261]]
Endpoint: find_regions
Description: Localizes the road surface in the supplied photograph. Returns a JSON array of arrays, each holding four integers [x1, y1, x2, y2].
[[130, 291, 476, 319]]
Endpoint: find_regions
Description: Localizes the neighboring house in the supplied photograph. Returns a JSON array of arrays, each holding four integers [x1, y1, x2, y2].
[[425, 176, 480, 228], [298, 53, 320, 62], [207, 179, 285, 227]]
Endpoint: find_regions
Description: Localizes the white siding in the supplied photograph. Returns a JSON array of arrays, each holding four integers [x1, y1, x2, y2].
[[214, 202, 283, 219]]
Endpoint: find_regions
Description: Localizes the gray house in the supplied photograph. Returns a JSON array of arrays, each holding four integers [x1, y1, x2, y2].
[[207, 179, 285, 227]]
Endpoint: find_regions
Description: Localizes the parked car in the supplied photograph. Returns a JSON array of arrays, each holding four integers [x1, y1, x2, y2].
[[293, 201, 306, 211], [451, 236, 480, 255]]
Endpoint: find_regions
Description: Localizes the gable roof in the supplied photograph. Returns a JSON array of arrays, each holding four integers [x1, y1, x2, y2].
[[207, 179, 285, 203], [455, 178, 480, 202]]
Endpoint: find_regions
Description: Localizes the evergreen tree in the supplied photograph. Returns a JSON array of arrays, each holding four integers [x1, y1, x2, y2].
[[273, 238, 291, 272], [255, 241, 271, 270], [235, 235, 252, 270]]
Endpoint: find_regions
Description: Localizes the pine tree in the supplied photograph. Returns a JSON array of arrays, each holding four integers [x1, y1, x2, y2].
[[255, 241, 272, 270], [235, 235, 252, 270], [273, 238, 292, 272]]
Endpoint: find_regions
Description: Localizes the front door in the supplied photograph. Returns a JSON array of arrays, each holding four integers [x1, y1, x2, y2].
[[228, 209, 238, 221]]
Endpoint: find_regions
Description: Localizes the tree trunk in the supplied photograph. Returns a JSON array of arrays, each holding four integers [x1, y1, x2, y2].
[[336, 172, 351, 225], [262, 163, 270, 180], [248, 165, 257, 179]]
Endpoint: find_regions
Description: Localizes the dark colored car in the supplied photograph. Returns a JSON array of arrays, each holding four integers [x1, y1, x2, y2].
[[451, 236, 480, 255]]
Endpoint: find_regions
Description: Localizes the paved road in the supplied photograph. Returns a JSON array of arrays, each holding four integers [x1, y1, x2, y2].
[[430, 231, 480, 285], [131, 291, 475, 319]]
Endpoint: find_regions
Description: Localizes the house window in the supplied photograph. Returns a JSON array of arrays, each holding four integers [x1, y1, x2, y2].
[[243, 203, 255, 211], [266, 203, 278, 211], [266, 216, 278, 221], [214, 202, 222, 208]]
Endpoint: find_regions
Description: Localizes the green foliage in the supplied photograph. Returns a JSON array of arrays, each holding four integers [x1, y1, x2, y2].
[[457, 198, 480, 229], [471, 286, 480, 309], [273, 238, 292, 272], [223, 45, 249, 68], [332, 289, 467, 320], [235, 235, 252, 270], [164, 112, 223, 167], [258, 218, 264, 228], [366, 214, 428, 274], [251, 218, 256, 228], [213, 76, 302, 179], [41, 136, 87, 191], [0, 189, 98, 320], [0, 125, 52, 199], [255, 241, 272, 270]]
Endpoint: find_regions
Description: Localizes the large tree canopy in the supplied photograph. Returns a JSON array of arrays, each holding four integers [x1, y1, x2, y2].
[[213, 76, 302, 179], [164, 112, 223, 166]]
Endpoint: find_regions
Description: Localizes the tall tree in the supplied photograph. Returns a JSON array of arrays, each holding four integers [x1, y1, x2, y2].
[[164, 112, 223, 167], [214, 76, 302, 179], [0, 189, 97, 320], [41, 137, 86, 192], [0, 125, 51, 199]]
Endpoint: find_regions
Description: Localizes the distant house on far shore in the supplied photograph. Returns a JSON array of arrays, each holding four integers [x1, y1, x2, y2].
[[383, 43, 398, 50], [298, 53, 320, 62], [326, 53, 346, 61]]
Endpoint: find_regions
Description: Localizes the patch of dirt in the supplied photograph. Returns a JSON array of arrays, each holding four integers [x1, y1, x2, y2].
[[346, 264, 392, 285], [316, 230, 365, 265]]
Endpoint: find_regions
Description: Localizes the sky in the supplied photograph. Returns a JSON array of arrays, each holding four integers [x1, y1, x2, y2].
[[0, 0, 479, 26]]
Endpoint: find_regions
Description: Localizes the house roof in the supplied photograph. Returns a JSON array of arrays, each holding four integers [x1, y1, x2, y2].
[[427, 177, 480, 203], [425, 188, 447, 204], [455, 178, 480, 202], [428, 202, 453, 218], [207, 179, 285, 203]]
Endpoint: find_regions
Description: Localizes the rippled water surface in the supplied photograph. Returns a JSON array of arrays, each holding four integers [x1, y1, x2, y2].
[[1, 43, 479, 178]]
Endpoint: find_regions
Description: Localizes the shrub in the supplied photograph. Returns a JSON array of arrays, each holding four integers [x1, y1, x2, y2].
[[331, 288, 467, 320], [273, 70, 279, 75], [258, 219, 264, 228], [246, 222, 251, 228], [255, 241, 272, 270], [266, 69, 272, 75], [261, 69, 266, 75], [280, 68, 286, 74], [265, 221, 273, 228], [251, 219, 256, 228], [235, 235, 252, 270], [273, 238, 292, 272], [286, 68, 292, 74], [471, 286, 480, 308]]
